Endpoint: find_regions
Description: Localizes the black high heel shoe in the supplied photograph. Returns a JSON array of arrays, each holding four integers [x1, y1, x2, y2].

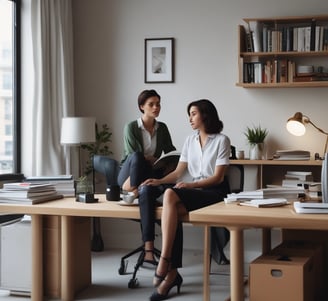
[[143, 250, 158, 267], [153, 256, 171, 287], [149, 272, 183, 301]]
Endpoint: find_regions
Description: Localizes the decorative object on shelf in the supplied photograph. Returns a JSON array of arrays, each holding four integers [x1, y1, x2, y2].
[[81, 123, 113, 176], [286, 112, 328, 158], [244, 125, 268, 160], [145, 37, 174, 83], [60, 117, 96, 176]]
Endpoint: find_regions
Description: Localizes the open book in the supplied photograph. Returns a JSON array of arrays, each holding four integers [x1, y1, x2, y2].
[[153, 151, 180, 176]]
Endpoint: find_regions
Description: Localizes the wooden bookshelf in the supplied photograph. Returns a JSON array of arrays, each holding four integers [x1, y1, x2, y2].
[[230, 159, 322, 188], [237, 15, 328, 88]]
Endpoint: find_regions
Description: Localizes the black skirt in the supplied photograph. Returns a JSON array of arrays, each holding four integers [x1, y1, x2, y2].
[[170, 177, 230, 212]]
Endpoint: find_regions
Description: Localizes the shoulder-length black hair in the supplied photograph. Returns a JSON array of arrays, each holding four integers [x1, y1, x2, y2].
[[187, 99, 223, 134]]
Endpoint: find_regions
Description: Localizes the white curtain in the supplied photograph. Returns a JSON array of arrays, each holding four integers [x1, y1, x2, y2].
[[29, 0, 74, 175]]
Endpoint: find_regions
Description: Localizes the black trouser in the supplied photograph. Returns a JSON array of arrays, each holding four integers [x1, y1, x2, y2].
[[138, 184, 183, 267], [117, 152, 152, 187]]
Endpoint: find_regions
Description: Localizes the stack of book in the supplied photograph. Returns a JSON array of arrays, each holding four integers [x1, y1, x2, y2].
[[25, 175, 75, 197], [224, 187, 304, 203], [273, 150, 310, 160], [0, 182, 63, 204], [282, 171, 322, 200], [282, 171, 314, 187]]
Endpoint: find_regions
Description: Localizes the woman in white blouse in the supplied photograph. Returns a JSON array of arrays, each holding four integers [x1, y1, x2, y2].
[[141, 99, 231, 300]]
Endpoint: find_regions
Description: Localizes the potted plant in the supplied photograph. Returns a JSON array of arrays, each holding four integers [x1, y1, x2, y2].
[[244, 125, 268, 160], [80, 123, 112, 252], [81, 123, 113, 176]]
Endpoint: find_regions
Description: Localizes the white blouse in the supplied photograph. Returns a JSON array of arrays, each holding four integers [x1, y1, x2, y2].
[[179, 132, 230, 181]]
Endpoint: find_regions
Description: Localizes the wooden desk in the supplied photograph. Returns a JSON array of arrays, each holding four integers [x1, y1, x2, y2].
[[230, 159, 322, 188], [0, 196, 173, 301], [190, 201, 328, 301], [3, 195, 327, 301]]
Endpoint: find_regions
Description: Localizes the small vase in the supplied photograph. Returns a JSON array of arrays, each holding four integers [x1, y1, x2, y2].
[[249, 143, 264, 160]]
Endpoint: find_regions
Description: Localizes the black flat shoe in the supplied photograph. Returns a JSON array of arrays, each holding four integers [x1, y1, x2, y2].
[[150, 272, 183, 301]]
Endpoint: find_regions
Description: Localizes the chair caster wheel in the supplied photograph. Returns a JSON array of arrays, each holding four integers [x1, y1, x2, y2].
[[118, 260, 127, 275], [128, 278, 139, 288]]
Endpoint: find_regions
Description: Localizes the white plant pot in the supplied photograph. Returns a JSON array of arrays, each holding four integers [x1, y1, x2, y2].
[[249, 143, 264, 160]]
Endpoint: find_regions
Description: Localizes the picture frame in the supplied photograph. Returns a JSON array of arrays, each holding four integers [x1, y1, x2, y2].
[[144, 38, 174, 83]]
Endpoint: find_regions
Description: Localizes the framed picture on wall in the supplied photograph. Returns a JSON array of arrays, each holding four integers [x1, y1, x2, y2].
[[144, 38, 174, 83]]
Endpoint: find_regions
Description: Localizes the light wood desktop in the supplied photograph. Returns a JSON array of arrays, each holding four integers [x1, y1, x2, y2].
[[1, 194, 328, 301], [0, 196, 169, 301], [189, 201, 328, 301]]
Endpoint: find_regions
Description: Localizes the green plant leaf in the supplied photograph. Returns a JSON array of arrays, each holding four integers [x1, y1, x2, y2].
[[81, 123, 113, 175], [244, 125, 268, 145]]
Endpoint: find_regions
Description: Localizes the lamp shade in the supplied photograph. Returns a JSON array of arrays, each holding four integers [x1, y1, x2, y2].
[[60, 117, 96, 145], [286, 112, 306, 136]]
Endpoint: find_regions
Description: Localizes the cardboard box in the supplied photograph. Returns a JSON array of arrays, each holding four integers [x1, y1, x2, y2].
[[271, 241, 324, 300], [250, 253, 316, 301]]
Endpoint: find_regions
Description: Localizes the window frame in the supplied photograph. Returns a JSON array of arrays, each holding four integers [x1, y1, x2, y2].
[[7, 0, 21, 175]]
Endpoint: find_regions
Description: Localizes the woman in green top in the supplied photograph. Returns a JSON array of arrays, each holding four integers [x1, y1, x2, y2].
[[117, 89, 176, 263]]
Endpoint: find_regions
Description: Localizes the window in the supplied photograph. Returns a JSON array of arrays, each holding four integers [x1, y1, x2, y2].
[[0, 0, 21, 174]]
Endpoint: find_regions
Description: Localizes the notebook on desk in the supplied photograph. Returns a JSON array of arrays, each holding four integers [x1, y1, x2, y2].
[[294, 201, 328, 214]]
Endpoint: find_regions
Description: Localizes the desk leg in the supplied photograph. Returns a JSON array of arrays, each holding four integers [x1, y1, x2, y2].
[[203, 225, 210, 301], [61, 216, 74, 301], [31, 214, 43, 301], [230, 228, 244, 301], [262, 228, 271, 254]]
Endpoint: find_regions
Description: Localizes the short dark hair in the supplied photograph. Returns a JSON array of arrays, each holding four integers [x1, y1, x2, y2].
[[137, 89, 161, 113], [187, 99, 223, 134]]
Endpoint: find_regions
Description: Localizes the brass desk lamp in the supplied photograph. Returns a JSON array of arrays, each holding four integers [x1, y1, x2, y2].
[[286, 112, 328, 159]]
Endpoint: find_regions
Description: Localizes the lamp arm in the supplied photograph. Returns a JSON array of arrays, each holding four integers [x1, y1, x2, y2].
[[305, 118, 328, 136], [305, 117, 328, 155]]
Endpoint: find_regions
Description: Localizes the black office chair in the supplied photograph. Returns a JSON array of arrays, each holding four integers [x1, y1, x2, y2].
[[210, 163, 245, 267], [92, 155, 120, 252]]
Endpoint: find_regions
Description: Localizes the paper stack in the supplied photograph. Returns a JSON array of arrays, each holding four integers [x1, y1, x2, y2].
[[25, 175, 75, 197], [225, 187, 304, 203], [273, 150, 310, 160], [0, 182, 63, 204], [294, 201, 328, 214]]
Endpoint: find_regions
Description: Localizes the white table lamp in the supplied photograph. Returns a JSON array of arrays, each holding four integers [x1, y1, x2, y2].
[[60, 117, 96, 176]]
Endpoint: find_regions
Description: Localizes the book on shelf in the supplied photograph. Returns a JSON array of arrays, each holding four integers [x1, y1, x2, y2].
[[248, 21, 262, 52], [272, 150, 310, 161], [244, 20, 328, 53], [282, 179, 319, 188], [239, 198, 289, 208], [285, 171, 313, 181]]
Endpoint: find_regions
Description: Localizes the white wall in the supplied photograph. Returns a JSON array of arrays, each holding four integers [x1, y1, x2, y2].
[[72, 0, 328, 259]]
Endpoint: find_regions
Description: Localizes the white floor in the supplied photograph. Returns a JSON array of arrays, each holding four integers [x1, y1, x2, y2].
[[0, 248, 249, 301]]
